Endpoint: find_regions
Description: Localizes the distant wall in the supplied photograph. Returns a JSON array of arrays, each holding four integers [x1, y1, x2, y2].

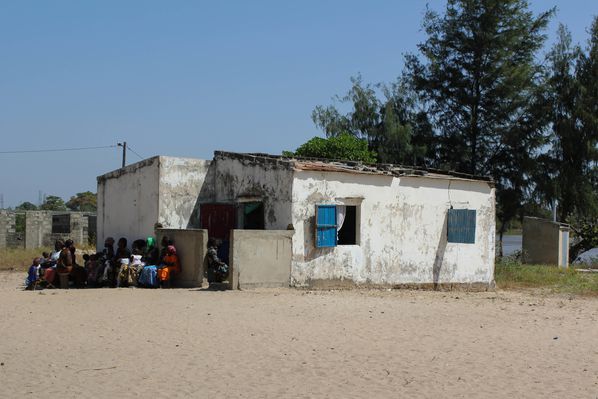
[[0, 211, 18, 249], [229, 229, 293, 289], [522, 217, 569, 267], [0, 210, 94, 249], [156, 228, 208, 288]]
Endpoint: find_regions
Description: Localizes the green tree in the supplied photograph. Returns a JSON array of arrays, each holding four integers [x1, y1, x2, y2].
[[404, 0, 553, 254], [40, 195, 67, 211], [284, 133, 377, 163], [66, 191, 97, 212], [311, 76, 428, 165], [16, 201, 37, 211]]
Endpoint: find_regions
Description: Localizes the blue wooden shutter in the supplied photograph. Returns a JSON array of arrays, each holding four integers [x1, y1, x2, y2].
[[447, 209, 476, 244], [316, 205, 337, 247]]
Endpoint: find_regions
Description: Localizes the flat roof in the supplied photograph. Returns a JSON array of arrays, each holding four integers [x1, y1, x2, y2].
[[214, 151, 494, 184]]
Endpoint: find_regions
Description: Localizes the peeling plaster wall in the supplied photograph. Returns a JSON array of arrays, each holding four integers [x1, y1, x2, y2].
[[207, 156, 294, 229], [290, 171, 495, 287], [158, 157, 211, 229], [96, 157, 160, 248]]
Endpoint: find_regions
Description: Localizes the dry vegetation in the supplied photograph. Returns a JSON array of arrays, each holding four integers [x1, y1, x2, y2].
[[0, 246, 95, 272], [495, 261, 598, 296]]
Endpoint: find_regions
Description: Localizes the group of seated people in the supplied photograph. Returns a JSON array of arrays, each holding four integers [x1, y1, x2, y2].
[[26, 236, 182, 289]]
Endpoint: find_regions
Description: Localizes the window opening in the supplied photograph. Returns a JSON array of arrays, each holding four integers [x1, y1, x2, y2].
[[243, 202, 265, 230], [337, 205, 357, 245], [52, 214, 71, 234]]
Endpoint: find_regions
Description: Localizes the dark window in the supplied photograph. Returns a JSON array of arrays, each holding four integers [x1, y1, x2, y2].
[[447, 209, 476, 244], [52, 214, 71, 234], [243, 202, 265, 229], [338, 206, 357, 245]]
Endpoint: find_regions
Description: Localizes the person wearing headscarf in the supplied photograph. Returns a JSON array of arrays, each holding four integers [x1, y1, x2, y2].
[[143, 237, 159, 266], [157, 244, 180, 287]]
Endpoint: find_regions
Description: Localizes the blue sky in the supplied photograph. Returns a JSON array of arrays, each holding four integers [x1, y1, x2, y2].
[[1, 0, 597, 207]]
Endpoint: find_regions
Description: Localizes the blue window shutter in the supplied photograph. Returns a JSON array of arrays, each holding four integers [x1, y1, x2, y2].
[[316, 205, 337, 247], [447, 209, 476, 244]]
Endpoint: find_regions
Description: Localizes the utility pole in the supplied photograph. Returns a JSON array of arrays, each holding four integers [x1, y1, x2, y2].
[[118, 141, 127, 168], [0, 193, 4, 209]]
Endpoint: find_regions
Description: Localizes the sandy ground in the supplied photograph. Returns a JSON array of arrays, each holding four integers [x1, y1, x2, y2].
[[0, 272, 596, 398]]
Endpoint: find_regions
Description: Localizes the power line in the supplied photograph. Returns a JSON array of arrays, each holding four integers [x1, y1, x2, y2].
[[0, 144, 118, 154], [126, 145, 144, 160]]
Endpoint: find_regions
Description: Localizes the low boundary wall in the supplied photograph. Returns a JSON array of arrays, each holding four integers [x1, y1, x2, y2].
[[157, 228, 208, 288], [230, 230, 293, 289]]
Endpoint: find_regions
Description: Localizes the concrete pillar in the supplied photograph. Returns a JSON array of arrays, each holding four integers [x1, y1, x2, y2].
[[0, 211, 10, 249]]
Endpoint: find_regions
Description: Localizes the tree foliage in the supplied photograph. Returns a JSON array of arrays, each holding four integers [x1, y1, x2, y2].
[[311, 76, 430, 165], [16, 202, 37, 211], [285, 133, 377, 163], [536, 24, 598, 218], [40, 195, 67, 211], [66, 191, 97, 212], [306, 4, 598, 258]]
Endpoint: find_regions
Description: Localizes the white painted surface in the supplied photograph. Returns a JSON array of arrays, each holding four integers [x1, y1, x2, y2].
[[159, 157, 211, 229], [97, 157, 160, 247], [290, 171, 495, 286], [98, 153, 495, 287], [97, 156, 211, 246]]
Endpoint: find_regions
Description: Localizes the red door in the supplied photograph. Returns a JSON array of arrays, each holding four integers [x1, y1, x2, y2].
[[200, 204, 236, 241]]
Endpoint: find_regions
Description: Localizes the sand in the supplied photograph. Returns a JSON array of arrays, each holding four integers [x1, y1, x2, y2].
[[0, 272, 596, 398]]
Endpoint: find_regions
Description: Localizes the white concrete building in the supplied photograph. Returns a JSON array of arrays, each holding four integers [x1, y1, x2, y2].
[[97, 151, 495, 289]]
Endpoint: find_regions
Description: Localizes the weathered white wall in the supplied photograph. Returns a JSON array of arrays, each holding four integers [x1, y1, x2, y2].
[[97, 157, 160, 248], [290, 171, 495, 288], [207, 154, 294, 229], [158, 157, 211, 229]]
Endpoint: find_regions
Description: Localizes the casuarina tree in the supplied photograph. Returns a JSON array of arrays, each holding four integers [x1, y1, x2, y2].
[[404, 0, 553, 253]]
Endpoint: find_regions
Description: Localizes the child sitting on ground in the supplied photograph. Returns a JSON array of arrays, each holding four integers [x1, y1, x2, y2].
[[25, 257, 42, 289]]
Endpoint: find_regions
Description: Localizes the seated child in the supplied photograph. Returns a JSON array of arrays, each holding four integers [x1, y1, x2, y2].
[[25, 257, 42, 289]]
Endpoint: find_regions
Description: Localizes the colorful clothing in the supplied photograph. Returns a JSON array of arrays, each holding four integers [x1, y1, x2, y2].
[[158, 253, 180, 282]]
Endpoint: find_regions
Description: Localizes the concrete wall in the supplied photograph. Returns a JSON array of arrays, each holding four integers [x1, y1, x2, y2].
[[0, 211, 92, 249], [204, 153, 294, 229], [158, 157, 211, 229], [290, 171, 496, 288], [97, 156, 211, 248], [0, 211, 17, 249], [156, 228, 208, 287], [229, 229, 293, 289], [97, 157, 161, 248], [522, 217, 569, 266]]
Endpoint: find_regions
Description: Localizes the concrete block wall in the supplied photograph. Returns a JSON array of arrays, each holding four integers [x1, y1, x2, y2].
[[522, 217, 570, 267], [0, 211, 12, 249], [156, 228, 208, 288], [0, 211, 95, 249], [25, 211, 53, 249], [229, 229, 293, 289], [0, 211, 21, 248]]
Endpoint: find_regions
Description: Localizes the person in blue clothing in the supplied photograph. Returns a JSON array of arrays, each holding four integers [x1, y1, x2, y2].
[[25, 257, 42, 289]]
